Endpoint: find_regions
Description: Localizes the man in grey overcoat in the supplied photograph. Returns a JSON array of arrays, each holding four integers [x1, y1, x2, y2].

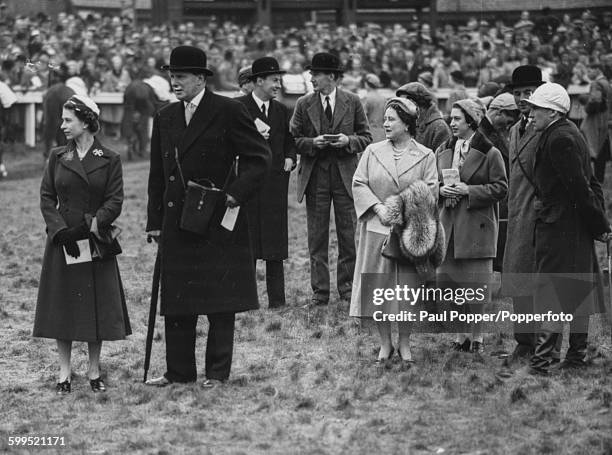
[[290, 52, 372, 305], [502, 65, 545, 361], [145, 46, 271, 387]]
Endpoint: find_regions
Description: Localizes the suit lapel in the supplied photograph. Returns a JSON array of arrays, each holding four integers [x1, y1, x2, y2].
[[179, 90, 218, 155], [306, 94, 322, 136], [81, 139, 110, 175], [396, 141, 428, 178], [460, 148, 486, 182], [331, 90, 348, 131], [437, 148, 453, 172]]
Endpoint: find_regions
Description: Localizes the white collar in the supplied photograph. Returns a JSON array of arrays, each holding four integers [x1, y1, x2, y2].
[[319, 88, 337, 107], [251, 91, 270, 111], [185, 87, 205, 108]]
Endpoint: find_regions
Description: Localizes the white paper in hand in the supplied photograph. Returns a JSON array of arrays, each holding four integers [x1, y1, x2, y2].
[[442, 169, 460, 186], [64, 239, 92, 265], [254, 117, 270, 134], [221, 206, 240, 231]]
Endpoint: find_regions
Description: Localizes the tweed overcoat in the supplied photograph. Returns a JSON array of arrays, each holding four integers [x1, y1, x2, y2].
[[146, 89, 271, 316], [236, 94, 296, 260], [417, 103, 452, 152], [290, 88, 372, 202], [502, 118, 540, 295], [533, 118, 609, 316], [435, 131, 508, 259], [33, 139, 131, 342], [349, 139, 438, 317]]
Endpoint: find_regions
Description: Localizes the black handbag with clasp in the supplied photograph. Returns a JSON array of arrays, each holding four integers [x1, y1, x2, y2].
[[90, 225, 122, 260], [174, 147, 236, 236]]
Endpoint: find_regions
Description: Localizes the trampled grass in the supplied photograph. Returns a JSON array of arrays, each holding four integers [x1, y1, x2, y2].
[[0, 158, 611, 454]]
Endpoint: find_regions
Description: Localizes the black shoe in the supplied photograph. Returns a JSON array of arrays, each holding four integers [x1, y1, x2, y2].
[[202, 378, 225, 389], [311, 298, 329, 306], [554, 359, 586, 370], [451, 339, 471, 352], [90, 377, 106, 393], [56, 380, 71, 395]]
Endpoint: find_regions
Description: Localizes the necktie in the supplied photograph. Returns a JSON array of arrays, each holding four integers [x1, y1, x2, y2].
[[185, 102, 195, 126], [324, 96, 332, 123], [519, 117, 527, 137], [261, 103, 267, 119]]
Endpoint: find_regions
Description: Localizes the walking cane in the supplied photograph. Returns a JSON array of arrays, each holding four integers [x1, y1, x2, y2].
[[607, 240, 612, 343], [143, 250, 161, 383]]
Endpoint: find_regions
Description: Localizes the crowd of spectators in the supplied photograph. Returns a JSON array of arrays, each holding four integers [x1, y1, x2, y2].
[[0, 7, 611, 96]]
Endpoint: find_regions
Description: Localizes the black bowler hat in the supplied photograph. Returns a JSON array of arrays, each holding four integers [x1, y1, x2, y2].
[[306, 52, 344, 73], [507, 65, 544, 89], [161, 45, 213, 76], [249, 57, 286, 80]]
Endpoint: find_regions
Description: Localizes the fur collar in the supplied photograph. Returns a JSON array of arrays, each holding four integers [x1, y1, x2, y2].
[[443, 130, 493, 154]]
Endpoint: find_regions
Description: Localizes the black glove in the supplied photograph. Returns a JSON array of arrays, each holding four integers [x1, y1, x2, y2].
[[63, 241, 81, 258], [53, 222, 89, 245]]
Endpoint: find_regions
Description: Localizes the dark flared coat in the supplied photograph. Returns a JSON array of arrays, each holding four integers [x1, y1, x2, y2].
[[33, 140, 131, 342], [533, 118, 609, 316], [146, 90, 271, 316], [236, 94, 297, 260]]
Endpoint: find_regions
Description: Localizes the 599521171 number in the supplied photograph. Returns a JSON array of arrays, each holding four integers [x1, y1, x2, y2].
[[8, 436, 66, 446]]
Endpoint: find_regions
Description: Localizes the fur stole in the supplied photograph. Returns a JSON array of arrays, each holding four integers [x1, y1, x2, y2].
[[379, 180, 446, 277]]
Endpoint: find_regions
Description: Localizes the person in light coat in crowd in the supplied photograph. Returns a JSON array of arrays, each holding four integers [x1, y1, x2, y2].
[[350, 97, 439, 366], [436, 99, 507, 353]]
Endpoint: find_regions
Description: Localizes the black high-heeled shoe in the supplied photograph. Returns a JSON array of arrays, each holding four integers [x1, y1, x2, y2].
[[89, 377, 106, 393], [397, 348, 415, 368], [56, 380, 71, 395]]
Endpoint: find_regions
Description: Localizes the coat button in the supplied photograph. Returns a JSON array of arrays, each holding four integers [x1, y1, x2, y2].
[[169, 175, 175, 182], [168, 201, 174, 208]]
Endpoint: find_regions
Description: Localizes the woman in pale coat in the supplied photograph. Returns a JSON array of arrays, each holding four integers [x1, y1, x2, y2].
[[350, 97, 438, 365]]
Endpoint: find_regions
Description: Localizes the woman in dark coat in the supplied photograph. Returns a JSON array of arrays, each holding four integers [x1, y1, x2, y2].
[[436, 99, 507, 353], [33, 95, 131, 394]]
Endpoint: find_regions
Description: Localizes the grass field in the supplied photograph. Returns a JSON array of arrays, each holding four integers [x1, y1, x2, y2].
[[0, 143, 611, 455]]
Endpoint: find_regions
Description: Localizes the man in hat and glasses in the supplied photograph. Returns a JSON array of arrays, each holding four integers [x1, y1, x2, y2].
[[503, 65, 547, 362], [290, 52, 372, 306], [145, 46, 271, 387], [236, 57, 297, 308]]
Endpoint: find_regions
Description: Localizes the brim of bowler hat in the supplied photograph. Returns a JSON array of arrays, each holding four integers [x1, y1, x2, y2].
[[506, 79, 545, 89], [249, 69, 287, 79], [305, 65, 345, 73], [160, 65, 214, 76]]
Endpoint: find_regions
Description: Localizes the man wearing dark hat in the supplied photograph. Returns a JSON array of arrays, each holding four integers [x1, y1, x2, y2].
[[145, 46, 271, 387], [290, 52, 372, 306], [236, 57, 297, 308], [502, 65, 549, 362]]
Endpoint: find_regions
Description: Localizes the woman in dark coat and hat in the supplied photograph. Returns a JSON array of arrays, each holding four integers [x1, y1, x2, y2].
[[33, 94, 131, 395]]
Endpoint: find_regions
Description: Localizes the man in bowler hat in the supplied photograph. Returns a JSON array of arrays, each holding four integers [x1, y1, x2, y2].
[[502, 65, 551, 362], [145, 46, 271, 387], [290, 52, 372, 305], [236, 57, 297, 308]]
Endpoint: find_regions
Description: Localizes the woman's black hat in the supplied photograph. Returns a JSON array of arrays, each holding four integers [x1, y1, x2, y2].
[[161, 45, 213, 76], [306, 52, 344, 73], [507, 65, 544, 89], [250, 57, 286, 80]]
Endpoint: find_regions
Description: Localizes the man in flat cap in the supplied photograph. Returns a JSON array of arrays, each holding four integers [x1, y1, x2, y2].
[[479, 93, 519, 274], [236, 57, 296, 308], [237, 65, 254, 96], [526, 83, 610, 375], [145, 46, 271, 388], [290, 52, 372, 306]]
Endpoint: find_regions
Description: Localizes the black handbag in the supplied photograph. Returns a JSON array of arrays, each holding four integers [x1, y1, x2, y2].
[[174, 147, 236, 236], [90, 225, 122, 260]]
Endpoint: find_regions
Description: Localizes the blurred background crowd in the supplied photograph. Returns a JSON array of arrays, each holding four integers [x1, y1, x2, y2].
[[0, 6, 611, 95]]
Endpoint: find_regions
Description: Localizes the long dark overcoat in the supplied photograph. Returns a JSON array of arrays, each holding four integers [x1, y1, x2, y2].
[[533, 118, 608, 316], [236, 94, 296, 260], [33, 139, 131, 342], [502, 118, 540, 295], [146, 90, 271, 316]]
